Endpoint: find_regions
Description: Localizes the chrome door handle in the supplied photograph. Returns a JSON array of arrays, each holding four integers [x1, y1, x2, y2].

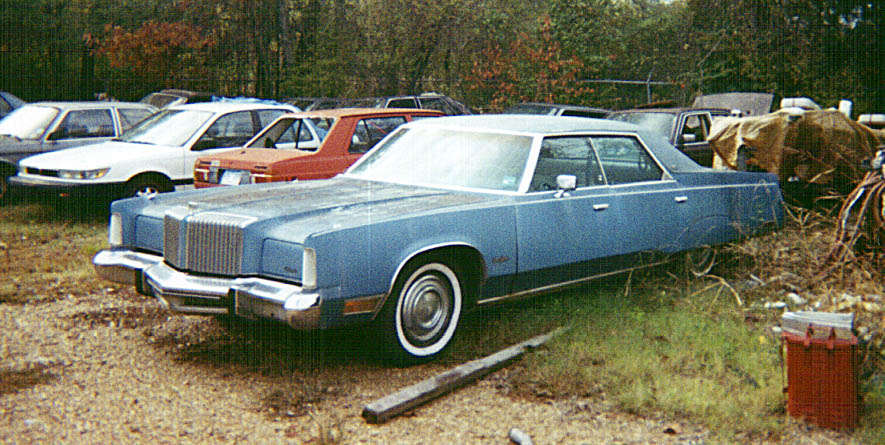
[[674, 196, 688, 203], [593, 203, 609, 211]]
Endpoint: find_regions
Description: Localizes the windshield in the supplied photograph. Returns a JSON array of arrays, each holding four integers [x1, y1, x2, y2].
[[608, 112, 676, 140], [503, 104, 555, 115], [120, 109, 213, 146], [347, 126, 533, 192], [0, 105, 59, 140]]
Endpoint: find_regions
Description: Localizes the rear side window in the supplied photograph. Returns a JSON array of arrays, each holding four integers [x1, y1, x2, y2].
[[56, 109, 115, 139], [118, 108, 154, 131], [349, 116, 407, 154], [276, 119, 317, 150], [195, 111, 256, 149]]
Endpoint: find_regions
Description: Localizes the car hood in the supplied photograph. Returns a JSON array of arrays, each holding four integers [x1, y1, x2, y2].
[[131, 177, 498, 243], [0, 138, 39, 151], [18, 140, 179, 169]]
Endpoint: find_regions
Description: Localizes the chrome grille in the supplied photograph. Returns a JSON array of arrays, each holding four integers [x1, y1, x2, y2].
[[164, 209, 255, 276]]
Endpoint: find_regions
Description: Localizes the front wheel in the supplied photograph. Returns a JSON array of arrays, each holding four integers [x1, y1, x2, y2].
[[377, 258, 463, 364]]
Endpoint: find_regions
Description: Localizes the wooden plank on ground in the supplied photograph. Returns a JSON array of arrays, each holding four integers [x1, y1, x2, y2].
[[361, 329, 562, 424]]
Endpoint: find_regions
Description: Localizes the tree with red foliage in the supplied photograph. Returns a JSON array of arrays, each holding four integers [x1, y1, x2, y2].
[[465, 16, 594, 112], [86, 21, 215, 91]]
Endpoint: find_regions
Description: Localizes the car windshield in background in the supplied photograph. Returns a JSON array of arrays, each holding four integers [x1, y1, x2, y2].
[[608, 112, 676, 140], [0, 105, 59, 140], [347, 126, 532, 192], [120, 109, 213, 147], [503, 104, 555, 115]]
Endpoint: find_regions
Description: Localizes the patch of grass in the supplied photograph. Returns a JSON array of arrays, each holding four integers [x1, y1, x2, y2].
[[0, 202, 107, 304], [514, 284, 785, 439]]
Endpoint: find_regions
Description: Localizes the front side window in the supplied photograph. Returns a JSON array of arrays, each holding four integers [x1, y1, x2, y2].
[[680, 113, 711, 144], [55, 109, 115, 139], [349, 116, 407, 154], [530, 137, 604, 191], [592, 136, 662, 185]]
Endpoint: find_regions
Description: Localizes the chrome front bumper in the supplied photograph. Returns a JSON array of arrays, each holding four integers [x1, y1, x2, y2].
[[92, 249, 321, 329]]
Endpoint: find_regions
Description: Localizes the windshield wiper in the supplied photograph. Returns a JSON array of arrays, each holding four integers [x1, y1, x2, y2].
[[0, 134, 22, 141]]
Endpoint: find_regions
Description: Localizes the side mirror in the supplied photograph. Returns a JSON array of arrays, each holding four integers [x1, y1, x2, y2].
[[681, 133, 697, 144], [554, 174, 576, 198]]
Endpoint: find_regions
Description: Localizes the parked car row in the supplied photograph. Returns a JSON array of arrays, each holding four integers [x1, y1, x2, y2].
[[0, 101, 156, 201], [11, 101, 297, 199], [2, 89, 762, 205]]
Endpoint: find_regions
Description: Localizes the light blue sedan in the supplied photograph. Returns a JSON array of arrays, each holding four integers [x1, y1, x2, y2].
[[93, 115, 783, 362]]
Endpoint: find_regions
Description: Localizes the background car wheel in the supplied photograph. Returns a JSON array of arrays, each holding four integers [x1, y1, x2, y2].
[[125, 175, 173, 198], [377, 256, 463, 364], [684, 246, 715, 277]]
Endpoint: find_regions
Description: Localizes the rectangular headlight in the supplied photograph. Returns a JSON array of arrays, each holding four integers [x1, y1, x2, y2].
[[108, 212, 123, 246], [302, 247, 317, 290]]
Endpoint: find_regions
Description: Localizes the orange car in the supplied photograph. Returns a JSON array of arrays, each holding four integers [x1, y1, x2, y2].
[[194, 108, 443, 188]]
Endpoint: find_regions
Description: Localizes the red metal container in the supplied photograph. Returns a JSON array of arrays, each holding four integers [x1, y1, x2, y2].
[[783, 328, 860, 429]]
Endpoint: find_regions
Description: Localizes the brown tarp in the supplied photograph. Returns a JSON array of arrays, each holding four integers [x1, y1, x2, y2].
[[710, 110, 884, 193]]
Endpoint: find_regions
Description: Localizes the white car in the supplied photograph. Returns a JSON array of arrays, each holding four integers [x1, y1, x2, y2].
[[11, 101, 297, 199]]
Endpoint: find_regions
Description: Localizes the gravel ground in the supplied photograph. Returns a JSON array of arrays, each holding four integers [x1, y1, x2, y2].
[[1, 288, 859, 444]]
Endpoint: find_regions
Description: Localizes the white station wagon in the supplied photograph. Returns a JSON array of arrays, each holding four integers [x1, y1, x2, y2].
[[11, 101, 297, 200]]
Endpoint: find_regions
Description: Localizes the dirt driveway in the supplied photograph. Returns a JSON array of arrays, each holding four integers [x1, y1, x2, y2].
[[1, 286, 856, 444]]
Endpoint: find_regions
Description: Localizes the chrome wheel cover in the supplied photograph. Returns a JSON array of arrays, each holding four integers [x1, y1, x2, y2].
[[395, 262, 462, 357]]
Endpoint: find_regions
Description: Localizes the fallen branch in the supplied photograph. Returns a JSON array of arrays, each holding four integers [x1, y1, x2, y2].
[[361, 328, 564, 424]]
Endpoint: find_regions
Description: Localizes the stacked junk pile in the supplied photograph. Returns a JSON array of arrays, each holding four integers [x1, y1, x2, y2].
[[709, 97, 885, 429], [709, 97, 885, 258]]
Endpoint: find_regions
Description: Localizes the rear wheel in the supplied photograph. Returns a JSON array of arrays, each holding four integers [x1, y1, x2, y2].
[[377, 256, 463, 364], [685, 246, 715, 277]]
